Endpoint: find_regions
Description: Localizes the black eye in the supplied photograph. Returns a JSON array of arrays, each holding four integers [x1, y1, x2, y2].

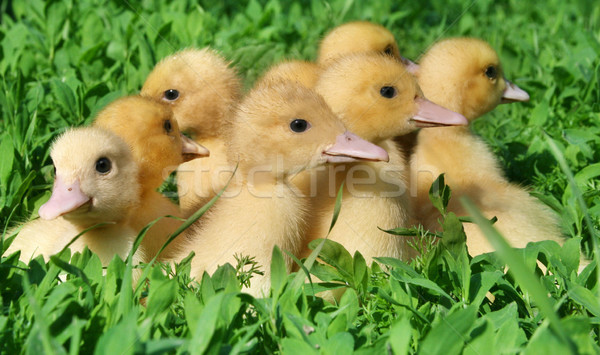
[[380, 86, 397, 99], [163, 89, 179, 101], [485, 65, 497, 79], [290, 119, 310, 133], [95, 157, 111, 174], [383, 45, 394, 56], [164, 119, 173, 133]]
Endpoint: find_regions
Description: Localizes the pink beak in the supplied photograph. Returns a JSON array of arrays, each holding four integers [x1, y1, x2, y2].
[[501, 79, 529, 103], [411, 97, 469, 127], [181, 133, 210, 160], [38, 176, 91, 220], [323, 131, 389, 163]]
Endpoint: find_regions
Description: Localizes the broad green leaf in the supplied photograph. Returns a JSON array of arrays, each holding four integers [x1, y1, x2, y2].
[[94, 312, 137, 355], [187, 293, 223, 354], [281, 338, 318, 355], [524, 321, 572, 355], [391, 269, 454, 302], [50, 78, 77, 117], [388, 317, 412, 354], [353, 251, 368, 292], [420, 304, 477, 355], [0, 137, 14, 198], [184, 292, 203, 335], [559, 237, 582, 275], [568, 283, 600, 317], [429, 174, 451, 216], [146, 277, 177, 318], [322, 332, 354, 354], [307, 239, 353, 280], [440, 212, 467, 258], [270, 245, 286, 297], [463, 318, 495, 355], [468, 271, 503, 306]]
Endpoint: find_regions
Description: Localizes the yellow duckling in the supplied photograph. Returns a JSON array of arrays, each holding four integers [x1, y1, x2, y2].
[[255, 60, 321, 89], [6, 127, 144, 265], [317, 21, 418, 72], [175, 81, 389, 296], [141, 48, 242, 216], [409, 38, 562, 255], [93, 95, 209, 260], [301, 53, 468, 263]]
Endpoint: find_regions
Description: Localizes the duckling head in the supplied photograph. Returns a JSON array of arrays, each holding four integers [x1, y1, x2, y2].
[[225, 82, 389, 179], [255, 60, 321, 89], [39, 127, 140, 224], [141, 48, 242, 140], [417, 37, 529, 121], [315, 53, 468, 144], [93, 96, 209, 190], [317, 21, 418, 72]]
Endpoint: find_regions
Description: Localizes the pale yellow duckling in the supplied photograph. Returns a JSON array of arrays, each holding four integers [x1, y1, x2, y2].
[[141, 48, 242, 216], [93, 95, 208, 260], [317, 21, 419, 72], [175, 82, 389, 296], [255, 60, 321, 89], [409, 38, 562, 255], [300, 53, 468, 264], [6, 127, 144, 265]]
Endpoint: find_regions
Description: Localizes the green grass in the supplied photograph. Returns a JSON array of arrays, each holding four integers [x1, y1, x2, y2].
[[1, 0, 599, 353]]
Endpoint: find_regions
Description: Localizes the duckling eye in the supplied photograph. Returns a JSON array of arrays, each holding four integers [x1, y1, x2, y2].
[[163, 89, 179, 101], [95, 157, 112, 174], [380, 86, 397, 99], [383, 45, 394, 56], [290, 119, 310, 133], [164, 119, 173, 133], [485, 65, 497, 79]]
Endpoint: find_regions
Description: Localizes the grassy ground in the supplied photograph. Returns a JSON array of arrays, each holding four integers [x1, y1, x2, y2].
[[1, 0, 599, 353]]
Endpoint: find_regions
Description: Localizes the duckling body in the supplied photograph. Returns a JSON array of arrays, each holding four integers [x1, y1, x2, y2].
[[141, 48, 242, 216], [93, 96, 208, 260], [410, 38, 562, 254], [176, 82, 389, 296], [301, 54, 468, 263], [6, 127, 144, 265]]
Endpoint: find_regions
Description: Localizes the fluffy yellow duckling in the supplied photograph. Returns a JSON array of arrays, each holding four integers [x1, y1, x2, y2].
[[409, 38, 562, 255], [255, 60, 321, 89], [93, 95, 209, 260], [300, 53, 468, 264], [6, 127, 144, 265], [317, 21, 419, 72], [141, 48, 242, 216], [175, 81, 389, 296]]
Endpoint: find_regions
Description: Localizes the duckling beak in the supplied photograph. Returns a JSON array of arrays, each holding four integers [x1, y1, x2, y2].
[[501, 79, 530, 103], [181, 133, 210, 161], [323, 132, 389, 163], [39, 176, 91, 220], [401, 56, 420, 75], [411, 97, 469, 127]]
